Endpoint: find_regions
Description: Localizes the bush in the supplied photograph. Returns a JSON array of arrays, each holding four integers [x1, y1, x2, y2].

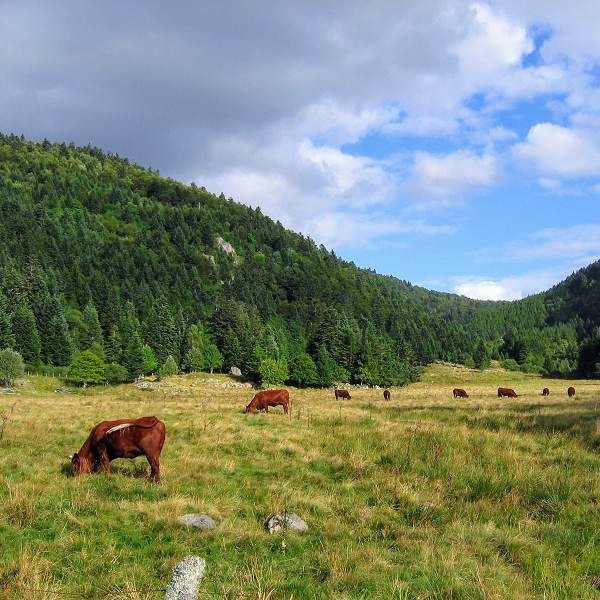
[[104, 363, 129, 384], [67, 350, 106, 386], [157, 355, 178, 380], [288, 353, 318, 386], [258, 357, 288, 387], [0, 349, 24, 386], [500, 358, 520, 372]]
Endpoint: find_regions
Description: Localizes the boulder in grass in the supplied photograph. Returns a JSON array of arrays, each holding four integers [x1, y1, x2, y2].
[[265, 513, 308, 534], [165, 555, 206, 600], [177, 514, 218, 529], [54, 387, 73, 394], [229, 366, 242, 377]]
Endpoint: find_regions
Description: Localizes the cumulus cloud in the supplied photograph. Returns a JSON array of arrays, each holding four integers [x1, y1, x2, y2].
[[410, 150, 499, 205], [2, 0, 600, 255], [513, 123, 600, 177], [453, 265, 579, 300]]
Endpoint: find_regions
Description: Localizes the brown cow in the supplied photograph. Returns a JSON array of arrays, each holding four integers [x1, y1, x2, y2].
[[246, 389, 289, 414], [542, 387, 550, 396], [334, 389, 351, 400], [567, 386, 576, 398], [383, 389, 391, 400], [497, 387, 518, 398], [453, 388, 469, 398], [71, 416, 165, 483]]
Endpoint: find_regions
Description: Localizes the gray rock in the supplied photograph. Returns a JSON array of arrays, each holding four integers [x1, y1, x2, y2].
[[229, 366, 242, 377], [0, 388, 16, 394], [165, 555, 206, 600], [54, 387, 73, 394], [177, 514, 218, 529], [265, 513, 308, 534]]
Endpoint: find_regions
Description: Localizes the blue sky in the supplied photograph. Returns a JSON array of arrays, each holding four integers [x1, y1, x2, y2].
[[2, 1, 600, 300]]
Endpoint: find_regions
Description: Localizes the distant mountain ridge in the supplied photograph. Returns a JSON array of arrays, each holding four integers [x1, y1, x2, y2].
[[0, 132, 598, 382]]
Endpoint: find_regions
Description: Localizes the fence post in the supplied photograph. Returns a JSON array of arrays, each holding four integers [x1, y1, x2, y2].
[[165, 556, 206, 600]]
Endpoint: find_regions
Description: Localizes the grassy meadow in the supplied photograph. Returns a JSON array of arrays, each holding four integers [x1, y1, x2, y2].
[[0, 363, 599, 599]]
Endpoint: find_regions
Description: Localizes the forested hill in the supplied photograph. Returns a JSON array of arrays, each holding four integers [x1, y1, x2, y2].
[[0, 133, 597, 385]]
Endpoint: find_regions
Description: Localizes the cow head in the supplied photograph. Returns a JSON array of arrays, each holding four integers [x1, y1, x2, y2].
[[71, 452, 92, 475], [245, 399, 258, 413]]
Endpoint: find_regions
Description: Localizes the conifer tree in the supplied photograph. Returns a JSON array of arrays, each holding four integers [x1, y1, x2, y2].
[[44, 297, 74, 366], [105, 325, 122, 364], [0, 309, 15, 351], [81, 301, 104, 350], [144, 297, 179, 364], [12, 303, 41, 364], [124, 331, 145, 380]]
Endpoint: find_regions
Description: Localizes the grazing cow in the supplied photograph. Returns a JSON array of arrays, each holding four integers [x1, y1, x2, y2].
[[383, 389, 391, 401], [246, 389, 289, 414], [453, 388, 469, 398], [71, 416, 166, 483], [567, 386, 576, 398], [334, 389, 351, 400], [497, 387, 518, 398], [542, 387, 550, 396]]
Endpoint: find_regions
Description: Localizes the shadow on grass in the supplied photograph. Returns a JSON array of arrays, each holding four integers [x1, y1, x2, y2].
[[59, 460, 150, 479], [464, 404, 600, 450]]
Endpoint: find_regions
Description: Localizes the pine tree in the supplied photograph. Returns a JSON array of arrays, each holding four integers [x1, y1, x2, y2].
[[124, 331, 145, 380], [105, 325, 122, 364], [81, 301, 104, 350], [157, 355, 178, 380], [12, 303, 41, 364], [45, 297, 74, 366], [0, 308, 15, 351], [141, 344, 158, 375], [144, 297, 179, 364]]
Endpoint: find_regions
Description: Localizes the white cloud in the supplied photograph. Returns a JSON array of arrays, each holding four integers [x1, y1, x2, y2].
[[454, 3, 533, 80], [410, 149, 499, 204], [454, 278, 524, 301], [506, 224, 600, 261], [453, 265, 579, 300], [513, 123, 600, 178]]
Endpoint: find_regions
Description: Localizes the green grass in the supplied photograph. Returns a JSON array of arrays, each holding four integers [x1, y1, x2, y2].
[[0, 364, 599, 599]]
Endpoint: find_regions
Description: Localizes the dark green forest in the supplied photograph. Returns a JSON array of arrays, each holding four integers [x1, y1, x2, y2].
[[0, 133, 598, 386]]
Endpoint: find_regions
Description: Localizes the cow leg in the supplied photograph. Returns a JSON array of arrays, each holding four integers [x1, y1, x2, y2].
[[147, 455, 160, 483], [98, 445, 111, 473], [283, 403, 288, 415]]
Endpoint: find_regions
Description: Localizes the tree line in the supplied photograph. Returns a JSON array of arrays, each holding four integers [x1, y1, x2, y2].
[[0, 133, 597, 387]]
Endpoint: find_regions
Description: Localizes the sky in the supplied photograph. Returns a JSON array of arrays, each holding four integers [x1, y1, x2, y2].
[[2, 1, 600, 300]]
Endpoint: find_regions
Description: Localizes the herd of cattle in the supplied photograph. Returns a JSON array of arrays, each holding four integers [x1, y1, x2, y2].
[[70, 383, 578, 483], [453, 385, 576, 399]]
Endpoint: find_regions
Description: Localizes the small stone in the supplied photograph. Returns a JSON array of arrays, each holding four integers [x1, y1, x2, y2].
[[265, 513, 308, 534], [54, 387, 73, 394], [165, 555, 206, 600], [178, 514, 218, 529]]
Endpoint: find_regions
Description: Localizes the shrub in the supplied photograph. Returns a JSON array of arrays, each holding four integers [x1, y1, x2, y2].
[[104, 363, 129, 384], [258, 357, 288, 387], [67, 350, 106, 386], [288, 353, 318, 386], [0, 349, 25, 387], [500, 358, 520, 372]]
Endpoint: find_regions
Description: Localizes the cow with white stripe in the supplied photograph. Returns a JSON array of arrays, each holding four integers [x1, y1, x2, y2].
[[70, 416, 166, 482]]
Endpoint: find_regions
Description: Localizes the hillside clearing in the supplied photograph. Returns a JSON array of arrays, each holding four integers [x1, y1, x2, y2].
[[0, 364, 599, 599]]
